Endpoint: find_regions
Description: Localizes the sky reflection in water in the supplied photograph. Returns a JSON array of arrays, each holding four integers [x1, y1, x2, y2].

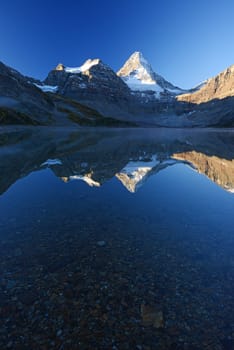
[[0, 127, 234, 349]]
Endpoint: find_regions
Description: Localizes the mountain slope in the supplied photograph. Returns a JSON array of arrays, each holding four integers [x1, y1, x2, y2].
[[177, 64, 234, 103], [0, 61, 55, 124], [175, 64, 234, 127]]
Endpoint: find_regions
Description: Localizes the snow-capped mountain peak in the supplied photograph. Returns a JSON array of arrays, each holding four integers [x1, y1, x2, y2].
[[117, 51, 183, 96], [117, 51, 156, 86]]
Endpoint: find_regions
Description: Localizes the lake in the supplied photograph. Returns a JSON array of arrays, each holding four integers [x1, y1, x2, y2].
[[0, 126, 234, 350]]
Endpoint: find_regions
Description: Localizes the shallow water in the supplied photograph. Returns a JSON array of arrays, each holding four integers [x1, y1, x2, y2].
[[0, 127, 234, 349]]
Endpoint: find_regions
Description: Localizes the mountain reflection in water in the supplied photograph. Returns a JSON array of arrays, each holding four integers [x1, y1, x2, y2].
[[1, 126, 234, 349], [0, 127, 234, 195]]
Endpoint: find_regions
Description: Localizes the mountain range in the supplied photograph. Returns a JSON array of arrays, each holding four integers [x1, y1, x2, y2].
[[1, 52, 234, 127]]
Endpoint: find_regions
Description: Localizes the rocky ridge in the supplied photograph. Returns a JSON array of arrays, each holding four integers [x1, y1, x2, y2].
[[44, 58, 134, 119], [177, 65, 234, 103]]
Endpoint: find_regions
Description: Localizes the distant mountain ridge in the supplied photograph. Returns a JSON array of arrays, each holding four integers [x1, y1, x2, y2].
[[1, 52, 234, 127], [177, 64, 234, 103]]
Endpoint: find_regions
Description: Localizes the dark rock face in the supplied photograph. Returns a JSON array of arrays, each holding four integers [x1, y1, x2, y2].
[[0, 61, 55, 124], [44, 59, 135, 119]]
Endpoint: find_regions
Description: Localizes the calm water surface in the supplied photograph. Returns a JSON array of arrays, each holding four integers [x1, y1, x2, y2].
[[0, 127, 234, 349]]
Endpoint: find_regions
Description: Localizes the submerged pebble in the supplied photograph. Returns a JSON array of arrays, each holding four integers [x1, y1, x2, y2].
[[141, 304, 164, 328], [97, 240, 106, 247]]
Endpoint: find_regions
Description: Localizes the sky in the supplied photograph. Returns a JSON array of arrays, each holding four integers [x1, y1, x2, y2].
[[0, 0, 234, 89]]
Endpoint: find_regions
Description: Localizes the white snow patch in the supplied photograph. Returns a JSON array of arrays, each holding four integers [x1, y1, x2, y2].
[[34, 84, 58, 93], [167, 87, 183, 94], [41, 159, 62, 166], [69, 175, 101, 187], [124, 75, 163, 94], [65, 59, 100, 74], [187, 110, 196, 115]]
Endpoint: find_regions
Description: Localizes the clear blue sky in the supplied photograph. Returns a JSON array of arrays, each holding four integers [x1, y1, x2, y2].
[[0, 0, 234, 89]]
